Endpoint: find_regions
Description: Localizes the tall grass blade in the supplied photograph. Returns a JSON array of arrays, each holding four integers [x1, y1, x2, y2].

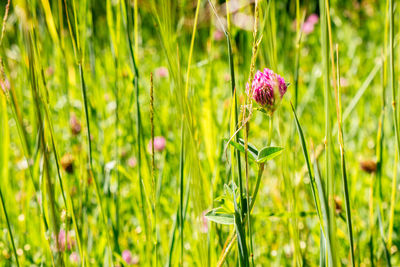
[[0, 93, 19, 267], [377, 205, 391, 267], [334, 46, 355, 267]]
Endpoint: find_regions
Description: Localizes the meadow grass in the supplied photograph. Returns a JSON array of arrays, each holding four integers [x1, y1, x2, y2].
[[0, 0, 400, 266]]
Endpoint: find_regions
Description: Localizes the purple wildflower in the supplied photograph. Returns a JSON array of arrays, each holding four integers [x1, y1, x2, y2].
[[122, 250, 133, 265], [213, 30, 224, 41], [128, 157, 137, 168], [302, 21, 315, 34], [46, 66, 54, 76], [155, 67, 168, 78], [58, 229, 75, 252], [302, 14, 319, 35], [148, 136, 166, 152], [201, 211, 209, 233], [247, 68, 288, 115], [69, 252, 80, 264], [0, 77, 10, 94], [307, 13, 319, 24]]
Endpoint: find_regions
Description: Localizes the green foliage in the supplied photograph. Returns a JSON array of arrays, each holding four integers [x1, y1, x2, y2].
[[0, 0, 398, 266]]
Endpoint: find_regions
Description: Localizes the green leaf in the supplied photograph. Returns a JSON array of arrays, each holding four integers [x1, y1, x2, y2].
[[214, 195, 235, 214], [228, 138, 283, 164], [233, 190, 249, 266], [238, 138, 259, 157], [227, 139, 258, 162], [205, 208, 234, 225], [256, 146, 284, 163], [224, 183, 236, 198]]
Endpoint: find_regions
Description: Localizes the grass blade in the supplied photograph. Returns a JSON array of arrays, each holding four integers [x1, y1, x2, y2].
[[0, 93, 19, 267], [334, 46, 355, 266]]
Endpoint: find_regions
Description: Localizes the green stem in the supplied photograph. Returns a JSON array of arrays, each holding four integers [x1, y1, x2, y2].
[[124, 3, 149, 258], [388, 150, 397, 248], [179, 122, 184, 266], [216, 163, 266, 267], [389, 0, 400, 261], [250, 164, 265, 213], [79, 63, 114, 265], [0, 188, 20, 267]]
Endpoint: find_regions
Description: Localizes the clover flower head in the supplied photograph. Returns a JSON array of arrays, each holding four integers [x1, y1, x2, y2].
[[155, 67, 168, 78], [302, 14, 319, 34], [247, 68, 288, 115], [69, 252, 80, 264], [57, 229, 75, 252], [213, 30, 224, 41], [122, 250, 133, 265], [128, 157, 137, 168], [307, 14, 319, 24], [148, 136, 166, 152]]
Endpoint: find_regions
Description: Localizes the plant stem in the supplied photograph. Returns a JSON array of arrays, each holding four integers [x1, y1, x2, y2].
[[216, 163, 265, 267], [0, 188, 20, 267], [389, 0, 400, 259], [320, 0, 336, 264], [388, 150, 397, 248], [150, 73, 158, 265], [369, 173, 375, 266], [123, 0, 149, 259], [179, 122, 184, 266], [79, 64, 114, 264], [334, 46, 355, 267]]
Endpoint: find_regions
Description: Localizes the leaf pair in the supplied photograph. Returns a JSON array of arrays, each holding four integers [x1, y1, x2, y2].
[[228, 138, 284, 164], [206, 141, 284, 226], [205, 183, 236, 225]]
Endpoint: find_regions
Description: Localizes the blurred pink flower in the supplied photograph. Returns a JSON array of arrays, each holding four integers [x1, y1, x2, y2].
[[224, 73, 231, 82], [37, 194, 42, 205], [122, 250, 133, 265], [128, 157, 137, 168], [155, 67, 168, 78], [46, 66, 54, 76], [302, 14, 319, 35], [340, 77, 349, 87], [58, 229, 75, 252], [69, 252, 80, 264], [307, 13, 319, 24], [330, 77, 349, 87], [201, 211, 209, 233], [148, 136, 166, 153], [292, 14, 319, 35], [0, 77, 10, 93], [302, 22, 315, 35], [213, 30, 224, 41]]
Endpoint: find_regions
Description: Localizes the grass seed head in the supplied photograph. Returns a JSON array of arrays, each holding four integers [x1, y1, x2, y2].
[[359, 159, 377, 174], [70, 114, 82, 135], [61, 153, 74, 174]]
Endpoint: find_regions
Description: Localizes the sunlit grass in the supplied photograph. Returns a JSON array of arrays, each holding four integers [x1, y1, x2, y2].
[[0, 0, 399, 266]]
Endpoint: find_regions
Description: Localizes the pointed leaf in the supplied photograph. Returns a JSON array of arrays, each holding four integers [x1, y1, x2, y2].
[[256, 146, 284, 163], [238, 138, 259, 157], [227, 139, 258, 162], [233, 190, 249, 266], [205, 208, 234, 225]]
